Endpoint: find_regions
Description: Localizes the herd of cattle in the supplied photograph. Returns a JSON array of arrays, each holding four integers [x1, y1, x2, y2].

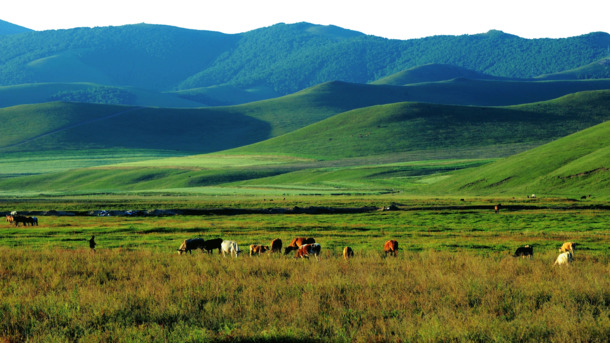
[[5, 214, 38, 226], [177, 236, 576, 265], [177, 237, 328, 260], [4, 212, 578, 265]]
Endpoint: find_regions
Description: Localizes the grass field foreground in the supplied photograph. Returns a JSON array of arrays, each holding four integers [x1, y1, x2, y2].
[[0, 248, 607, 342]]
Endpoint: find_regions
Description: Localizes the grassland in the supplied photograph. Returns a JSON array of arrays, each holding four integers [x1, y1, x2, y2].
[[1, 196, 608, 341]]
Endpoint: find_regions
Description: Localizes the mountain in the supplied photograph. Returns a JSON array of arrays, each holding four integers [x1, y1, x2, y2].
[[0, 19, 31, 35], [426, 118, 610, 196], [1, 22, 609, 104]]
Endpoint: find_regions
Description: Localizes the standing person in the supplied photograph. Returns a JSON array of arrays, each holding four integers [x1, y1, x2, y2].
[[89, 235, 97, 251]]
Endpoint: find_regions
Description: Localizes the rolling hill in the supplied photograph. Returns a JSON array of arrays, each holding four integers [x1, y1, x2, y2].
[[425, 118, 610, 197], [537, 57, 610, 80], [0, 83, 204, 108], [5, 80, 610, 156], [229, 90, 610, 160], [2, 91, 609, 194], [371, 64, 509, 85]]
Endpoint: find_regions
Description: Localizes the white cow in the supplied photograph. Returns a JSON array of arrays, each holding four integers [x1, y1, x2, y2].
[[221, 240, 240, 258], [554, 251, 573, 266]]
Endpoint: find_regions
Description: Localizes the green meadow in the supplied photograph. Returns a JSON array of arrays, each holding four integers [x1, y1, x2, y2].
[[1, 196, 609, 342]]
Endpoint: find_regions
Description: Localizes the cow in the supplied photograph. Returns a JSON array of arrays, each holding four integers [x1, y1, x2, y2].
[[343, 246, 354, 260], [554, 251, 573, 266], [494, 203, 501, 214], [221, 240, 240, 258], [295, 243, 321, 260], [559, 242, 576, 254], [384, 240, 399, 257], [513, 245, 533, 258], [5, 215, 13, 223], [201, 238, 223, 254], [12, 215, 30, 227], [249, 244, 270, 256], [270, 238, 282, 254], [177, 238, 206, 255], [28, 217, 38, 226], [284, 237, 315, 255]]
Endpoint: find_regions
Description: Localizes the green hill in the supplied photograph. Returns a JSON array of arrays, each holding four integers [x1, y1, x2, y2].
[[2, 91, 610, 194], [0, 102, 271, 153], [371, 64, 507, 85], [230, 90, 610, 160], [426, 119, 610, 197], [537, 57, 610, 80], [0, 83, 205, 108]]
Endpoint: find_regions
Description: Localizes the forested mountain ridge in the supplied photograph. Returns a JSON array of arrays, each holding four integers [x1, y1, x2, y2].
[[0, 19, 31, 35], [1, 21, 609, 96]]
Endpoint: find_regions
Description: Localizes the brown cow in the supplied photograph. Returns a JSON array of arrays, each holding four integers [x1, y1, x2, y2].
[[559, 242, 576, 254], [249, 244, 270, 256], [270, 238, 282, 254], [284, 237, 315, 255], [177, 238, 206, 255], [343, 246, 354, 260], [384, 240, 399, 257], [295, 243, 321, 260], [494, 203, 502, 214]]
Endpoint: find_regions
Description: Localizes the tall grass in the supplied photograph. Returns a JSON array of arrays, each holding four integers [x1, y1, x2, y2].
[[1, 248, 608, 342]]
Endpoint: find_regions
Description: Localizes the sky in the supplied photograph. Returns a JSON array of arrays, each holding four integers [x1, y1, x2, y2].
[[1, 0, 609, 40]]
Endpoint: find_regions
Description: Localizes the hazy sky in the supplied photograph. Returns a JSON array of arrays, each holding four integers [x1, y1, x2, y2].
[[2, 0, 608, 39]]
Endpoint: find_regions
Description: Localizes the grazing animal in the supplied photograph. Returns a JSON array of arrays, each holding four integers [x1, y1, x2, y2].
[[5, 215, 14, 223], [284, 237, 315, 255], [295, 243, 321, 260], [343, 246, 354, 260], [221, 240, 240, 258], [249, 244, 270, 256], [28, 217, 38, 226], [270, 238, 283, 254], [554, 251, 573, 266], [177, 238, 206, 255], [494, 203, 501, 214], [384, 240, 399, 257], [12, 215, 30, 227], [201, 238, 223, 254], [513, 245, 533, 258], [559, 242, 576, 254]]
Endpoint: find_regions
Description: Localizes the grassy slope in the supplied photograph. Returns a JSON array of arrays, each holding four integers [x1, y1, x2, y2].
[[426, 119, 610, 197], [0, 102, 272, 153], [537, 57, 610, 80], [230, 90, 610, 160], [0, 83, 205, 108], [371, 63, 507, 85], [3, 91, 609, 195], [4, 78, 610, 153]]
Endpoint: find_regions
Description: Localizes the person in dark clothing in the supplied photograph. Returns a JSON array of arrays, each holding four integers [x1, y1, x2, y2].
[[89, 235, 96, 251]]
